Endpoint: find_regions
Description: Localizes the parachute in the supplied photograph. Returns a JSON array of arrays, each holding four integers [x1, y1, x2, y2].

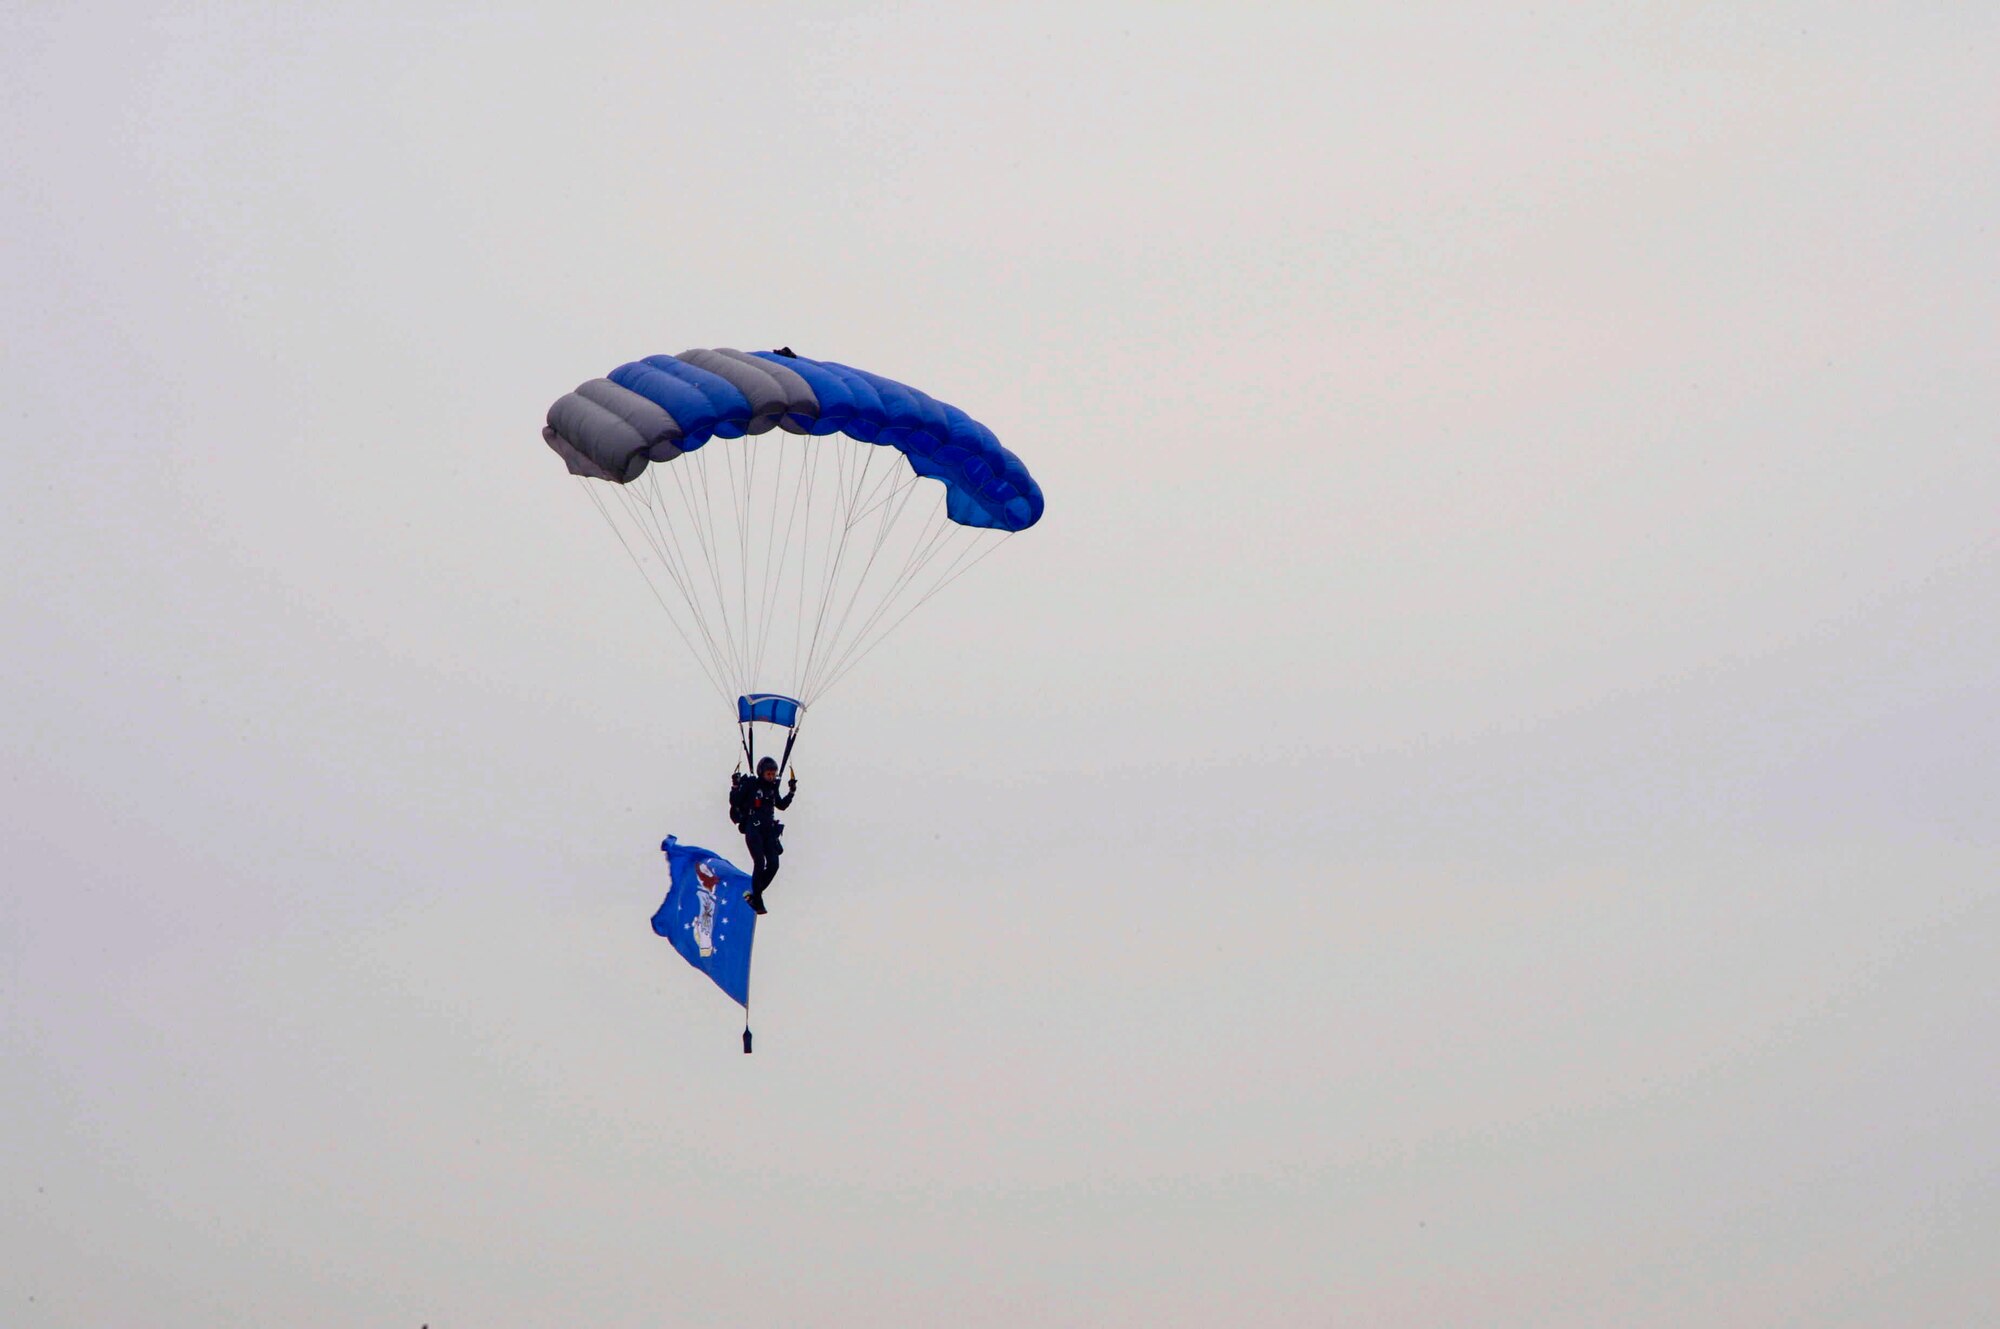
[[542, 348, 1042, 761]]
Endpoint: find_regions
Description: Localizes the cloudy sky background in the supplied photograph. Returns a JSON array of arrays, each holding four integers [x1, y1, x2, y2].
[[4, 4, 1996, 1325]]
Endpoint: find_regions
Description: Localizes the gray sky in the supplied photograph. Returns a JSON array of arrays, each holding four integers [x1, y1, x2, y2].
[[4, 3, 1996, 1325]]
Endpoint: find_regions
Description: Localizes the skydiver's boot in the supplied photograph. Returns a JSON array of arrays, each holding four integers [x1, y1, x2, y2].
[[743, 889, 767, 915]]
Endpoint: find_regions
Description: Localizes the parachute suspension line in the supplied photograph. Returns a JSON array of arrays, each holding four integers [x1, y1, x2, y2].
[[753, 432, 798, 689], [725, 429, 753, 686], [848, 464, 926, 524], [781, 433, 815, 664], [807, 443, 901, 683], [718, 437, 745, 686], [701, 444, 750, 695], [634, 464, 740, 695], [829, 462, 926, 628], [577, 480, 731, 704], [605, 482, 727, 690], [808, 513, 969, 698], [798, 468, 927, 701], [615, 481, 704, 644], [796, 439, 881, 700], [584, 426, 1020, 720], [671, 448, 747, 695], [742, 433, 770, 684], [799, 435, 856, 670], [878, 511, 991, 627], [807, 502, 963, 696], [675, 444, 732, 692], [749, 428, 797, 686], [640, 482, 744, 700], [616, 479, 742, 701], [642, 453, 739, 701], [814, 529, 1013, 704], [841, 446, 910, 528], [840, 454, 916, 532], [816, 446, 897, 624], [784, 434, 808, 684], [642, 468, 748, 695]]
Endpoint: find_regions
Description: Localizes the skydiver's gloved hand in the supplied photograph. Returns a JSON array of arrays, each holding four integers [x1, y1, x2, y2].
[[787, 772, 798, 794]]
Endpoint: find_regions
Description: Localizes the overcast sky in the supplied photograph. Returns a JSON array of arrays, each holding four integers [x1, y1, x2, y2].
[[3, 4, 1996, 1326]]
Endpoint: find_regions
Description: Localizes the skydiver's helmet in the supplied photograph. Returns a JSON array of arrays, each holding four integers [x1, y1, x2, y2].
[[757, 756, 779, 779]]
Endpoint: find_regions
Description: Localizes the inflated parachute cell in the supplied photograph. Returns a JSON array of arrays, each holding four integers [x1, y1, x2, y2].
[[543, 347, 1043, 712], [543, 348, 1042, 532]]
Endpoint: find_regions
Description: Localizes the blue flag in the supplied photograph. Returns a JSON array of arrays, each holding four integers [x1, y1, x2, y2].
[[653, 836, 757, 1007]]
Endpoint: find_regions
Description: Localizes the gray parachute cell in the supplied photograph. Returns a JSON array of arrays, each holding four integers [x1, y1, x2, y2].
[[541, 426, 618, 482], [704, 349, 820, 435], [579, 379, 684, 461], [673, 349, 795, 435], [545, 379, 682, 483]]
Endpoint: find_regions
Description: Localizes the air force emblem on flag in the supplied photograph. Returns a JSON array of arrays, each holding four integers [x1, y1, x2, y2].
[[691, 858, 722, 956], [654, 836, 756, 1007]]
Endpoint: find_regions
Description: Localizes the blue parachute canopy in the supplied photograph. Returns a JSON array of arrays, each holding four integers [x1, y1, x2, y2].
[[543, 347, 1042, 532], [543, 345, 1043, 714]]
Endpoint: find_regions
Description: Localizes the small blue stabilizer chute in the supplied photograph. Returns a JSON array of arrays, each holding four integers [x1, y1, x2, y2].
[[736, 693, 801, 727]]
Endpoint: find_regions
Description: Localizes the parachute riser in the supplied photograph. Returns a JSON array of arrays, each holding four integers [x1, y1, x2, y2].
[[736, 721, 801, 778], [737, 725, 800, 776]]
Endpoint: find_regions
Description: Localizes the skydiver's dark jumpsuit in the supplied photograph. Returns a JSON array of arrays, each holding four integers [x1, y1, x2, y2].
[[731, 772, 794, 899]]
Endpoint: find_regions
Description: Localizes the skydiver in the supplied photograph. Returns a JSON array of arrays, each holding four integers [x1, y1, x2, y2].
[[729, 755, 795, 915]]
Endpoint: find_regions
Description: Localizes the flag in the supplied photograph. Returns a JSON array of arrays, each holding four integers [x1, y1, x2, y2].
[[653, 836, 756, 1007]]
